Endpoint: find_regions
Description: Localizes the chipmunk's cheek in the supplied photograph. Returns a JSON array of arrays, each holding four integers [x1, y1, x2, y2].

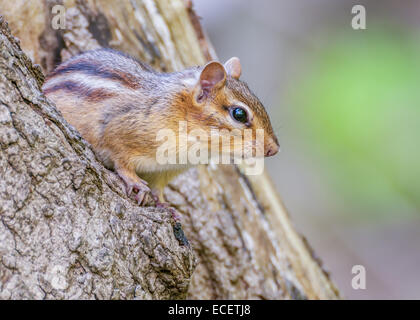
[[256, 144, 266, 158], [240, 140, 262, 158]]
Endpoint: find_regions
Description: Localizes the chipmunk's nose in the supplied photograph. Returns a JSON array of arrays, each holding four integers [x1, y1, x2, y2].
[[265, 138, 280, 157]]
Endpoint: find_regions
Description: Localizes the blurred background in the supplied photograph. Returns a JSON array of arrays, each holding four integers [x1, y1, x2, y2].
[[195, 0, 420, 299]]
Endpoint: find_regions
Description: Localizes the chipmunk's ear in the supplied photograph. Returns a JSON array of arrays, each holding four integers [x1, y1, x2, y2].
[[196, 61, 226, 102], [224, 57, 241, 79]]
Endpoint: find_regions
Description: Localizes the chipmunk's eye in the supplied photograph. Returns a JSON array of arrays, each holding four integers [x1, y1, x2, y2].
[[230, 107, 248, 124]]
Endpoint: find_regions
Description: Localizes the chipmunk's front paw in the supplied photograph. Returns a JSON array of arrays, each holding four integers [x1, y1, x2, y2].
[[117, 169, 151, 205], [130, 182, 151, 205]]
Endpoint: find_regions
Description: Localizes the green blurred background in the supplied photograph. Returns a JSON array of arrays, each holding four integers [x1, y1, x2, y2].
[[196, 0, 420, 298]]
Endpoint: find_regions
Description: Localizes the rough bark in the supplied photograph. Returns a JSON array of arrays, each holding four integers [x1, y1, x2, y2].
[[0, 0, 340, 299]]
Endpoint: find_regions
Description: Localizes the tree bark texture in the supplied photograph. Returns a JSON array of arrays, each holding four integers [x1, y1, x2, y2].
[[0, 0, 340, 299]]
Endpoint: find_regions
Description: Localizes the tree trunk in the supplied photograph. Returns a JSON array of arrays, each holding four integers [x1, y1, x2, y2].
[[0, 0, 340, 299]]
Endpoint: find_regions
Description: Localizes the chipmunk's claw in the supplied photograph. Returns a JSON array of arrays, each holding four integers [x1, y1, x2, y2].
[[151, 190, 166, 207], [130, 183, 150, 205], [156, 202, 169, 208], [169, 207, 180, 221], [117, 170, 151, 206], [150, 189, 180, 220]]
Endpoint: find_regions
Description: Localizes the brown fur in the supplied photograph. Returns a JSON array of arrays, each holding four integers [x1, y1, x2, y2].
[[42, 49, 279, 203]]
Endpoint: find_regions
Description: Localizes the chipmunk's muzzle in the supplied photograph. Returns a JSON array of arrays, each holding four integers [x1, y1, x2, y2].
[[264, 137, 280, 157]]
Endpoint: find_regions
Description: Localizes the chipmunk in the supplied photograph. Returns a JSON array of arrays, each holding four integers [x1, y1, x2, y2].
[[42, 48, 279, 205]]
